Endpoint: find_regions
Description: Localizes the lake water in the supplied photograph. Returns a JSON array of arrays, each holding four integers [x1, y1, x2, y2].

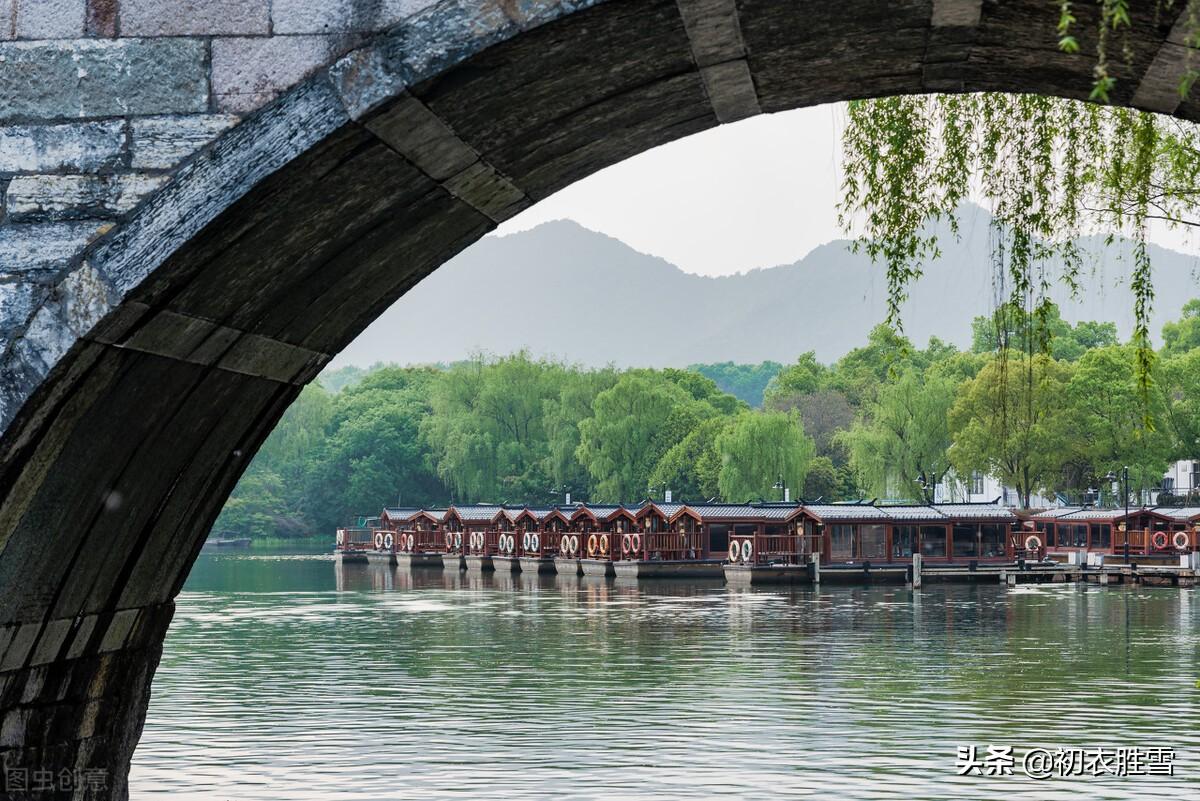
[[131, 552, 1200, 799]]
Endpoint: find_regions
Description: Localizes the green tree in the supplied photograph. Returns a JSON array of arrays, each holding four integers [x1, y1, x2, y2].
[[762, 352, 827, 406], [715, 410, 815, 502], [1063, 345, 1175, 499], [690, 361, 784, 407], [1162, 299, 1200, 358], [948, 354, 1074, 507], [840, 369, 958, 502], [647, 416, 730, 501], [576, 374, 692, 502]]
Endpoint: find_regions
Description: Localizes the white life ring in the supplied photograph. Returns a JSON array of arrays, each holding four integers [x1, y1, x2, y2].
[[1024, 534, 1042, 552], [560, 536, 569, 556], [454, 531, 462, 549], [374, 532, 384, 549], [741, 539, 753, 562], [570, 534, 579, 555], [1173, 531, 1190, 550], [599, 534, 609, 555], [383, 532, 394, 550], [522, 532, 531, 552], [507, 533, 516, 553], [530, 533, 540, 553], [445, 532, 453, 549], [728, 541, 739, 562], [631, 534, 641, 553], [1152, 531, 1169, 550], [407, 533, 415, 551], [622, 534, 632, 554]]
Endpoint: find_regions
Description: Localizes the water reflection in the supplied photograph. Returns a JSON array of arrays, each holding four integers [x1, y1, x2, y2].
[[132, 553, 1200, 800]]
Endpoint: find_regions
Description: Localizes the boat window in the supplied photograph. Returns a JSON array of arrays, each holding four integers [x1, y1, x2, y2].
[[920, 525, 947, 557], [980, 524, 1006, 557], [831, 524, 854, 559], [709, 524, 729, 553], [952, 523, 979, 557], [893, 525, 916, 558], [1091, 524, 1111, 549], [858, 524, 886, 559]]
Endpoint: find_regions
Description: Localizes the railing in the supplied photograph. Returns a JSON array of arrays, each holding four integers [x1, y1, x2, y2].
[[517, 529, 554, 558], [727, 533, 805, 566], [615, 530, 703, 561], [336, 528, 374, 551]]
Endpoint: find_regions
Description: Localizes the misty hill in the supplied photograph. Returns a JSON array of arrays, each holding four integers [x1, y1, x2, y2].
[[331, 212, 1200, 368]]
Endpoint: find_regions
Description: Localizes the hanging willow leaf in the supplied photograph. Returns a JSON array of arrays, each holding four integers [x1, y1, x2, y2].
[[837, 93, 1200, 424]]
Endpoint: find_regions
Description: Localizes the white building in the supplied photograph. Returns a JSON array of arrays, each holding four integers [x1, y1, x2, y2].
[[933, 470, 1058, 509], [1161, 459, 1200, 500]]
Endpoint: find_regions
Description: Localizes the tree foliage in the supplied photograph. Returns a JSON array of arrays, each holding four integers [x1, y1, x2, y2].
[[839, 91, 1200, 400], [715, 410, 815, 502]]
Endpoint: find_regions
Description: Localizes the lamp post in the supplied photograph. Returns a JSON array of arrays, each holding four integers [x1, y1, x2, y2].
[[1106, 467, 1130, 562]]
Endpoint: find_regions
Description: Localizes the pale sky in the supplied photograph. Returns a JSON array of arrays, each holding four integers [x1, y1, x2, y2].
[[496, 103, 1195, 276]]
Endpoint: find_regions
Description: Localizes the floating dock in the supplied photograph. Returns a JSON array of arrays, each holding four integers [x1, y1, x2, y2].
[[396, 552, 442, 569], [518, 556, 556, 574]]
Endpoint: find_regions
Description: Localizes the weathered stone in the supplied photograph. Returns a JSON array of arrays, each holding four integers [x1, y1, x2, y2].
[[0, 39, 209, 121], [699, 59, 760, 123], [442, 159, 529, 222], [13, 0, 85, 40], [0, 221, 105, 273], [130, 115, 240, 170], [362, 94, 477, 180], [932, 0, 983, 27], [97, 610, 138, 654], [211, 35, 338, 113], [64, 615, 98, 660], [122, 0, 270, 36], [0, 706, 30, 746], [272, 0, 425, 34], [0, 0, 13, 40], [0, 281, 39, 331], [93, 75, 351, 294], [0, 622, 38, 671], [398, 0, 515, 82], [0, 120, 125, 174], [85, 0, 117, 36], [29, 619, 71, 666], [15, 262, 112, 372], [6, 174, 168, 220]]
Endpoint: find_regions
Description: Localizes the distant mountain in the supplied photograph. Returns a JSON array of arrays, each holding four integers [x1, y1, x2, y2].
[[330, 210, 1200, 368]]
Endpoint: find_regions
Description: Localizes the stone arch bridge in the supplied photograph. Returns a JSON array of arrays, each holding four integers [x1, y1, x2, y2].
[[0, 0, 1195, 797]]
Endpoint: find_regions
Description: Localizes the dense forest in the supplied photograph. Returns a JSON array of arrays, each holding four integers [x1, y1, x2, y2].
[[213, 300, 1200, 540]]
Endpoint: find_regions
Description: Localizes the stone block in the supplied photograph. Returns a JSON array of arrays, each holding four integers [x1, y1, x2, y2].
[[0, 706, 30, 747], [272, 0, 423, 34], [443, 159, 528, 222], [0, 221, 104, 273], [396, 0, 515, 83], [85, 0, 117, 36], [0, 39, 208, 122], [0, 621, 39, 671], [29, 618, 71, 666], [211, 35, 337, 113], [14, 0, 85, 39], [6, 174, 168, 221], [64, 614, 97, 660], [362, 95, 477, 179], [130, 114, 240, 170], [121, 0, 269, 36], [97, 609, 138, 653], [0, 0, 13, 41], [0, 282, 39, 332], [0, 120, 126, 174]]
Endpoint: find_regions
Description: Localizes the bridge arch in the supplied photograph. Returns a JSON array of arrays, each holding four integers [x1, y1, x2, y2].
[[0, 0, 1195, 796]]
